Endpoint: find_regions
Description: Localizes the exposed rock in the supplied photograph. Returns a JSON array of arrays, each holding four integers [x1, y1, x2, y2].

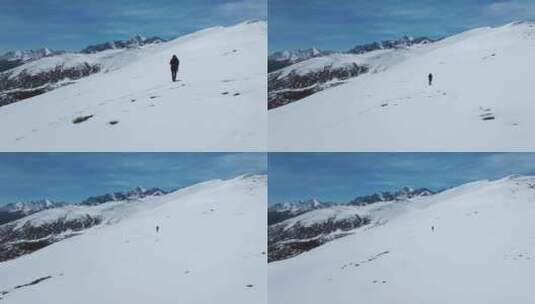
[[0, 215, 101, 262], [268, 213, 369, 262], [268, 63, 368, 109]]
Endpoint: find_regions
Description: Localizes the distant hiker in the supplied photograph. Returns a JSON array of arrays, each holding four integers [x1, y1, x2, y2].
[[431, 225, 435, 232], [156, 225, 160, 233], [428, 73, 433, 86], [170, 55, 180, 82]]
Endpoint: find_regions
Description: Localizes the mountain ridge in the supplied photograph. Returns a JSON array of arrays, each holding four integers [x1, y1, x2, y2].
[[0, 186, 169, 225]]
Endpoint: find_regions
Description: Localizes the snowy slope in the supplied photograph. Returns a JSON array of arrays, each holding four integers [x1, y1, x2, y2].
[[269, 175, 535, 304], [0, 21, 267, 151], [0, 175, 267, 304], [270, 22, 535, 151]]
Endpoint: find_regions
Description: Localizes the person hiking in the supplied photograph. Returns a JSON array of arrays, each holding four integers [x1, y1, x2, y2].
[[170, 55, 180, 82], [156, 225, 160, 233], [431, 225, 435, 232], [428, 73, 433, 86]]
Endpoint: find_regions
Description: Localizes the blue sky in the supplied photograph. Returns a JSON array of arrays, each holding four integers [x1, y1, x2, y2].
[[0, 0, 266, 54], [0, 153, 266, 206], [268, 153, 535, 205], [269, 0, 535, 53]]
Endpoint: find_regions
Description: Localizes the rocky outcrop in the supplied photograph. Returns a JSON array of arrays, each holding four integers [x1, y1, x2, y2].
[[0, 200, 68, 225], [268, 213, 369, 262], [0, 59, 24, 73], [0, 215, 101, 262], [268, 62, 368, 109], [0, 63, 101, 107]]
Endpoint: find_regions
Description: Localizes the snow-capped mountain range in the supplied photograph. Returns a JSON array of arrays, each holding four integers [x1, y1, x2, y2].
[[0, 21, 267, 151], [0, 175, 267, 303], [268, 36, 433, 109], [0, 35, 165, 75], [348, 186, 434, 205], [0, 35, 167, 106], [268, 199, 336, 225], [348, 36, 435, 54], [270, 48, 323, 62], [0, 186, 168, 225], [80, 186, 167, 206], [269, 186, 434, 223], [0, 199, 66, 215], [268, 36, 433, 73], [0, 48, 66, 74], [0, 48, 65, 63], [268, 48, 330, 72], [270, 175, 535, 303], [0, 35, 164, 64], [0, 185, 171, 263], [80, 35, 166, 54], [268, 186, 436, 261]]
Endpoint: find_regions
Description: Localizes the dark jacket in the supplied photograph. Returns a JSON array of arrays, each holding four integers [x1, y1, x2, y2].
[[170, 57, 179, 71]]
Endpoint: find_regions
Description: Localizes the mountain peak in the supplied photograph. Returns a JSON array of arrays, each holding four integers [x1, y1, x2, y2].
[[0, 199, 67, 215], [0, 48, 64, 62], [269, 48, 328, 62], [133, 185, 146, 193], [348, 36, 435, 54], [80, 186, 167, 206], [348, 187, 434, 206], [80, 35, 166, 54]]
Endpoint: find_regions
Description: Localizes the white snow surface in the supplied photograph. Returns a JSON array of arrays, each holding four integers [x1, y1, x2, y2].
[[0, 175, 267, 304], [0, 21, 267, 151], [269, 175, 535, 304], [269, 22, 535, 151]]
